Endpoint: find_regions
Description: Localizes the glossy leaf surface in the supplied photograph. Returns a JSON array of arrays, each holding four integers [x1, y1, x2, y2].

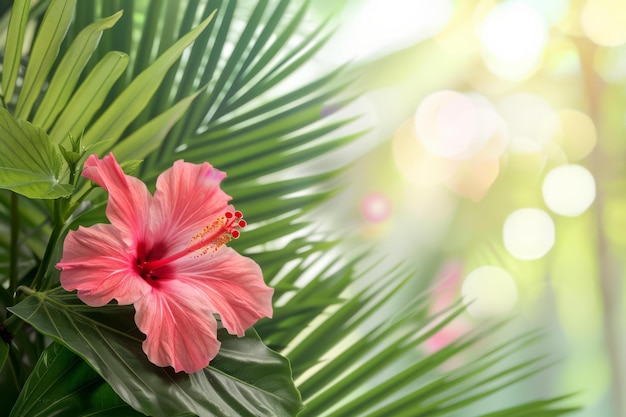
[[0, 108, 72, 199], [9, 342, 141, 417], [9, 287, 302, 417]]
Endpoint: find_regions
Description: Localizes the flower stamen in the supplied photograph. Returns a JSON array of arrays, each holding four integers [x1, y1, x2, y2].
[[141, 210, 246, 271], [188, 210, 246, 257]]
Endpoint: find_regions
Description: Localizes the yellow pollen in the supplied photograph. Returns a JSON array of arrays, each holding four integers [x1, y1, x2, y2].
[[187, 215, 234, 257]]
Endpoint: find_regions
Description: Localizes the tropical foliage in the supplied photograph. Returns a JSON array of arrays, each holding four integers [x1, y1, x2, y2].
[[0, 0, 579, 416]]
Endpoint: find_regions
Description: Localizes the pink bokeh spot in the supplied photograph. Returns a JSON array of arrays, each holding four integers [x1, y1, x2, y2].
[[423, 261, 473, 362], [57, 154, 273, 373], [360, 192, 392, 223]]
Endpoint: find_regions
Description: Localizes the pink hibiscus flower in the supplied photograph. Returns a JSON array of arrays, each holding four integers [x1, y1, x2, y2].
[[57, 154, 273, 373]]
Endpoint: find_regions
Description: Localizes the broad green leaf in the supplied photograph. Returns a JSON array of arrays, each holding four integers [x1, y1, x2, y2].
[[81, 11, 216, 149], [9, 288, 303, 417], [32, 11, 124, 131], [49, 51, 129, 145], [110, 89, 203, 162], [0, 107, 72, 199], [9, 342, 141, 417], [2, 2, 578, 417], [15, 0, 77, 119], [2, 0, 29, 101]]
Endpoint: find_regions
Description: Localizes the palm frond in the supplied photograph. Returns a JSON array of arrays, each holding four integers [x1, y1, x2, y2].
[[0, 1, 581, 416]]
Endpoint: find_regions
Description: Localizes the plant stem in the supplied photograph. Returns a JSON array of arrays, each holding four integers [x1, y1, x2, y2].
[[30, 199, 65, 291], [9, 192, 19, 295], [3, 313, 24, 334], [64, 184, 96, 220]]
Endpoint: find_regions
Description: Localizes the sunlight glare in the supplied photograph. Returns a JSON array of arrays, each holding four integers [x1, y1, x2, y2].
[[498, 93, 558, 153], [324, 0, 453, 62], [462, 266, 518, 318], [478, 2, 548, 80], [594, 44, 626, 83], [582, 0, 626, 47], [393, 118, 456, 186], [542, 164, 596, 217], [503, 208, 555, 260], [553, 110, 597, 161], [517, 0, 569, 25], [414, 91, 479, 158]]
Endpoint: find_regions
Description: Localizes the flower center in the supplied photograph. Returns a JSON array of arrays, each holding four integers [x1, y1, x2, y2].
[[135, 241, 167, 280], [138, 210, 246, 276]]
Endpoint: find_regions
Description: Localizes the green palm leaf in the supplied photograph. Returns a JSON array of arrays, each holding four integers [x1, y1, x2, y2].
[[31, 10, 123, 130], [1, 0, 28, 102], [0, 1, 580, 416], [9, 288, 302, 417], [14, 0, 76, 120]]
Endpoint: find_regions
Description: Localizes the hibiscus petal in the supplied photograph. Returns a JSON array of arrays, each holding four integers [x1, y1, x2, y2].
[[57, 224, 151, 306], [82, 154, 152, 242], [151, 160, 231, 254], [134, 279, 220, 373], [169, 248, 273, 337]]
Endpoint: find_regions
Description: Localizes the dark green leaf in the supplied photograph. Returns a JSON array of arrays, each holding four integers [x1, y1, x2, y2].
[[9, 288, 303, 417], [9, 342, 141, 417]]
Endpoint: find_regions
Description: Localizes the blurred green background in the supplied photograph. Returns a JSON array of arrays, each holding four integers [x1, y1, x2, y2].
[[298, 0, 626, 416]]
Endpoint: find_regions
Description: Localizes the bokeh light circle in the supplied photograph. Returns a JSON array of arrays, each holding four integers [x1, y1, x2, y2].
[[503, 208, 555, 260], [360, 192, 392, 223], [392, 118, 456, 186], [498, 93, 558, 153], [478, 2, 548, 80], [462, 266, 518, 318], [325, 0, 454, 62], [581, 0, 626, 47], [553, 110, 597, 161], [414, 91, 479, 158], [542, 164, 596, 217], [521, 0, 569, 26], [594, 45, 626, 83]]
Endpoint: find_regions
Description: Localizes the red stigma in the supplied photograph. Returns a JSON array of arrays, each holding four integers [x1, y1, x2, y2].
[[227, 210, 245, 239], [187, 209, 247, 256]]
